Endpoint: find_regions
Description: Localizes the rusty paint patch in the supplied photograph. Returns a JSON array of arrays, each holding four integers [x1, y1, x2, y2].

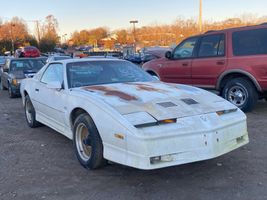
[[124, 82, 168, 92], [165, 83, 180, 89], [83, 85, 138, 101]]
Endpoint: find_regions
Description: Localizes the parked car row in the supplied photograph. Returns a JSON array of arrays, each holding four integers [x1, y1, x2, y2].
[[124, 49, 168, 65], [18, 58, 249, 170], [2, 24, 264, 171], [0, 56, 249, 170]]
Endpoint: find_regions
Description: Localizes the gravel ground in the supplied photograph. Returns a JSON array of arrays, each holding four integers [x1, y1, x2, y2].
[[0, 90, 267, 200]]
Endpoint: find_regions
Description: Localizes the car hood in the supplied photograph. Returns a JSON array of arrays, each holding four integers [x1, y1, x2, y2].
[[75, 81, 237, 120], [10, 70, 37, 79]]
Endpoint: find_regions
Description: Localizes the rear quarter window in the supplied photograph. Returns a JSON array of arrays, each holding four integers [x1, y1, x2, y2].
[[232, 28, 267, 56]]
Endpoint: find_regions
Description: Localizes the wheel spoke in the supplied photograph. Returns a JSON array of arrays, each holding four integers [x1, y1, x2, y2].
[[76, 123, 92, 162], [228, 85, 247, 107]]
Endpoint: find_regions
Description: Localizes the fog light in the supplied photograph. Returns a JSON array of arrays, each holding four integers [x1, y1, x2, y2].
[[150, 156, 161, 164]]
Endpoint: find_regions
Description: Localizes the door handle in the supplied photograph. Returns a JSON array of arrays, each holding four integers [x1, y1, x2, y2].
[[35, 88, 39, 92], [182, 63, 189, 66], [216, 60, 225, 65]]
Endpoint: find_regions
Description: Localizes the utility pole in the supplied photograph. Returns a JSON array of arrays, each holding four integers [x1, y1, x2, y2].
[[130, 20, 138, 53], [62, 33, 67, 44], [27, 20, 41, 44], [199, 0, 203, 33], [10, 23, 15, 55]]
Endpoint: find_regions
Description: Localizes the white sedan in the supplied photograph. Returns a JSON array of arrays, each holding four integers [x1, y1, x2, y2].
[[20, 59, 249, 170]]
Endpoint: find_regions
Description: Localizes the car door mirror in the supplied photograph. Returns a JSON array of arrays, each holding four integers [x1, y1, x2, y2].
[[165, 51, 172, 59], [46, 81, 62, 90], [3, 68, 9, 72]]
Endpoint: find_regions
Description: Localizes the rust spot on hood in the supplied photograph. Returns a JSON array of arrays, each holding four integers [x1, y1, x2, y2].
[[83, 85, 138, 101], [124, 82, 167, 92]]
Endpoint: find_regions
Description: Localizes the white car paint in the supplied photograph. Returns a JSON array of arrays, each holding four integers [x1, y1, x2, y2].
[[20, 59, 249, 170]]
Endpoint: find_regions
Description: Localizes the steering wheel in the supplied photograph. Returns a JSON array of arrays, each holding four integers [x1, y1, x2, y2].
[[181, 50, 191, 56]]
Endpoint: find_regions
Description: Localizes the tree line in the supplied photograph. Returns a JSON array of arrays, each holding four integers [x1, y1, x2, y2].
[[1, 14, 267, 54], [70, 14, 267, 49], [0, 15, 59, 54]]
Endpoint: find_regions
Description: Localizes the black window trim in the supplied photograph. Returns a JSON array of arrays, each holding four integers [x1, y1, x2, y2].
[[195, 33, 226, 59]]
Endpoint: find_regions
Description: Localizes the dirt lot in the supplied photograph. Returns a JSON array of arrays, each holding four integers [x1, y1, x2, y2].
[[0, 90, 267, 200]]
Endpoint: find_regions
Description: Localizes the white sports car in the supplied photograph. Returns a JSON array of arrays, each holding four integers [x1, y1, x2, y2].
[[20, 59, 249, 170]]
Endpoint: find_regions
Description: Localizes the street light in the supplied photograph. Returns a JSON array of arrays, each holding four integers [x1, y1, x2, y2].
[[10, 23, 15, 55], [130, 20, 138, 52]]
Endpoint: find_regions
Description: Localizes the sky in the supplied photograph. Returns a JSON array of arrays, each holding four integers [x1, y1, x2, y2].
[[1, 0, 267, 38]]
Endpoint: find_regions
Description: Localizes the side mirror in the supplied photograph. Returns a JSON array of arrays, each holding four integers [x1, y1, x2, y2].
[[165, 51, 172, 59], [46, 81, 62, 90], [3, 68, 8, 72]]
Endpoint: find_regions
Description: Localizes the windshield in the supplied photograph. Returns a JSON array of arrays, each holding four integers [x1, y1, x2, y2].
[[67, 60, 154, 88], [10, 59, 45, 72]]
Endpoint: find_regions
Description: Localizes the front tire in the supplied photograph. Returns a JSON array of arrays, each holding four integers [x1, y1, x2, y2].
[[222, 78, 258, 112], [73, 113, 106, 169], [24, 95, 40, 128]]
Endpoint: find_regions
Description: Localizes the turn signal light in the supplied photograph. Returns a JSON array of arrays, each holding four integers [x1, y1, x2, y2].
[[216, 108, 238, 116], [159, 119, 177, 124]]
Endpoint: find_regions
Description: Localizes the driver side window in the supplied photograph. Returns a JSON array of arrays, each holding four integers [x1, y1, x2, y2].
[[173, 37, 198, 59], [41, 63, 63, 84]]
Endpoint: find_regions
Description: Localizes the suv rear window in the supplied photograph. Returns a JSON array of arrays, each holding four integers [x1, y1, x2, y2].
[[232, 28, 267, 56], [198, 34, 225, 57]]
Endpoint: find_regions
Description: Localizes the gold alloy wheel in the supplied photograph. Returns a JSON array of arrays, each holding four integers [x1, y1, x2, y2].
[[76, 123, 92, 162]]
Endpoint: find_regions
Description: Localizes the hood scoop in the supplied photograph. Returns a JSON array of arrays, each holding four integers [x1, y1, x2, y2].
[[181, 98, 199, 105], [156, 102, 177, 108]]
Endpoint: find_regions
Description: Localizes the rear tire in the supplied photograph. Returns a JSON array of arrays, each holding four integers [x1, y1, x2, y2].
[[73, 113, 106, 169], [24, 95, 41, 128], [222, 78, 258, 112]]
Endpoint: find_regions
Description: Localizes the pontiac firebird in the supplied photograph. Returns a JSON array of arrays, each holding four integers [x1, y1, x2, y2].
[[20, 59, 249, 170]]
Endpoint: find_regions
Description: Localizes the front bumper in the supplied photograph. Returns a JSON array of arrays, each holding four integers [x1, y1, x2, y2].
[[104, 110, 248, 170], [10, 83, 21, 95]]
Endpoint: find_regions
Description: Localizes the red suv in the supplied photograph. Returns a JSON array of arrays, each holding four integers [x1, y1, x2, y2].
[[15, 46, 40, 58], [143, 24, 267, 112]]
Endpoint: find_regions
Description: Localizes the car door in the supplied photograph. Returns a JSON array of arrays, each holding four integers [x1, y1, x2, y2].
[[191, 33, 227, 88], [33, 63, 67, 132], [159, 37, 199, 84]]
